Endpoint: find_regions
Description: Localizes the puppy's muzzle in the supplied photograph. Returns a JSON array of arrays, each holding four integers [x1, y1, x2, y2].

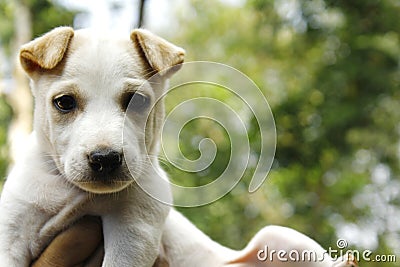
[[88, 148, 122, 175], [76, 147, 131, 194]]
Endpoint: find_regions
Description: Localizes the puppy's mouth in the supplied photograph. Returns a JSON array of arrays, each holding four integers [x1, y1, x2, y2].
[[71, 166, 134, 194], [74, 179, 133, 194]]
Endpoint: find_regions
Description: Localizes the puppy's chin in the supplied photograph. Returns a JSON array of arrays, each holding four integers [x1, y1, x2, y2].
[[74, 180, 133, 194]]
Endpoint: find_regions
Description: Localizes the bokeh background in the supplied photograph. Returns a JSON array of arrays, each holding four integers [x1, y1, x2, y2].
[[0, 0, 399, 266]]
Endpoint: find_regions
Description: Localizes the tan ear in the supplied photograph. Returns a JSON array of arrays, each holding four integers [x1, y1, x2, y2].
[[20, 26, 74, 75], [130, 29, 185, 76]]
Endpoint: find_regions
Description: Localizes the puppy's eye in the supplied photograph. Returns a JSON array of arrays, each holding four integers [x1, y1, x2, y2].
[[123, 92, 150, 113], [53, 95, 77, 113]]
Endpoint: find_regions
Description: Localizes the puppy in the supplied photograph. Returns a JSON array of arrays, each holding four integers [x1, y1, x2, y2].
[[0, 27, 184, 267]]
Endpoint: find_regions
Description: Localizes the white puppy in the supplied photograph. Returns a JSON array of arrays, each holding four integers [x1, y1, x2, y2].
[[0, 27, 184, 267], [0, 26, 358, 267]]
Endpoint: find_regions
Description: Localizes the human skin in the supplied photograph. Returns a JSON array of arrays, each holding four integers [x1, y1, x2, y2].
[[32, 217, 167, 267], [31, 216, 104, 267]]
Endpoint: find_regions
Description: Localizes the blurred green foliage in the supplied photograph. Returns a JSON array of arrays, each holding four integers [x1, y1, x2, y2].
[[168, 1, 399, 266], [0, 97, 11, 180]]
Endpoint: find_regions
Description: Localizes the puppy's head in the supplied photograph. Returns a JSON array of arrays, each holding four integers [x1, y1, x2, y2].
[[20, 27, 184, 194]]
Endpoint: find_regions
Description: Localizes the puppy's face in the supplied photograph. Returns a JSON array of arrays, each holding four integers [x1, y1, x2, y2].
[[20, 27, 184, 194]]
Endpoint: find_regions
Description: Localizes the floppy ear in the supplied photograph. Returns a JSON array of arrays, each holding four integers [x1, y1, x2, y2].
[[19, 26, 74, 76], [130, 29, 185, 76]]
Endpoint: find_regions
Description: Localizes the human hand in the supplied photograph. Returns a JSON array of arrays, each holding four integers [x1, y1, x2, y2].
[[31, 216, 104, 267]]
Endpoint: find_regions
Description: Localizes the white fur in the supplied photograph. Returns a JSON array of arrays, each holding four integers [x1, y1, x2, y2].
[[0, 28, 172, 267]]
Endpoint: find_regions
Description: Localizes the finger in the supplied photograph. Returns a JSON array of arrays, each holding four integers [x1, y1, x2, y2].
[[32, 216, 103, 267]]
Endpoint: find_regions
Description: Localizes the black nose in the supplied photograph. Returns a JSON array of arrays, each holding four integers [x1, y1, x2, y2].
[[88, 149, 122, 174]]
